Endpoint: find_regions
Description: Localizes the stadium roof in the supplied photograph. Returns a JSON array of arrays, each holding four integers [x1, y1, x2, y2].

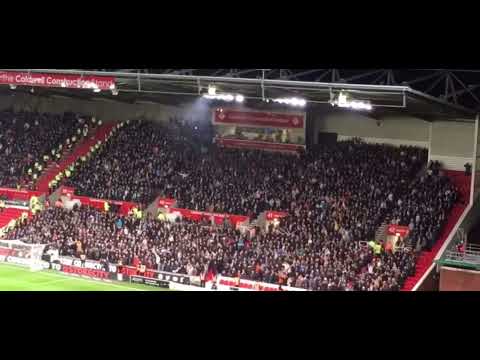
[[1, 69, 478, 121]]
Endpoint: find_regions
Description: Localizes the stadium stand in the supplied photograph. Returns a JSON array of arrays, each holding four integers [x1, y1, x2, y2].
[[35, 122, 115, 193], [0, 110, 93, 190], [2, 119, 464, 291]]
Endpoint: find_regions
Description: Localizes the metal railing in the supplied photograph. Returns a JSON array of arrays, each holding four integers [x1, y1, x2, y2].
[[441, 244, 480, 269]]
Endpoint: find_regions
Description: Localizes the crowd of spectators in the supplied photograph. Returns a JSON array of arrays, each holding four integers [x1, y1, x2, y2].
[[4, 133, 459, 290], [4, 204, 417, 291], [0, 114, 463, 290], [65, 119, 206, 204], [390, 173, 457, 251], [65, 119, 428, 217], [0, 110, 91, 189]]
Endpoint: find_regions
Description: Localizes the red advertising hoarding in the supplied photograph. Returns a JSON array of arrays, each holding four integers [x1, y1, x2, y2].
[[169, 207, 249, 227], [0, 187, 44, 201], [0, 71, 116, 91], [216, 138, 304, 153], [213, 108, 305, 129], [158, 198, 176, 208], [265, 211, 288, 221], [59, 186, 137, 216], [387, 224, 410, 237]]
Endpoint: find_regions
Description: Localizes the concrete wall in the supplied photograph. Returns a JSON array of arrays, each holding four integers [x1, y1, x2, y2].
[[439, 266, 480, 291], [312, 111, 477, 170], [429, 120, 476, 170], [0, 93, 184, 125], [312, 111, 430, 148]]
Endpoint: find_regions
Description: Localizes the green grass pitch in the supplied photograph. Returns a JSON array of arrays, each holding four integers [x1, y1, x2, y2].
[[0, 263, 171, 291]]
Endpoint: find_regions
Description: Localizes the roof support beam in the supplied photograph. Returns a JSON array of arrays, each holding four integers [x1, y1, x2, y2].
[[447, 72, 480, 107], [280, 69, 325, 80], [424, 72, 447, 94], [342, 69, 385, 83]]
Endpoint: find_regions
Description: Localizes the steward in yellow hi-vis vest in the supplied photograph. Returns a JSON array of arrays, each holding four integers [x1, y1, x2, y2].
[[21, 212, 28, 223], [32, 203, 42, 216], [29, 196, 38, 209], [158, 212, 166, 221], [32, 173, 38, 180], [65, 169, 71, 178], [7, 218, 16, 230], [0, 200, 5, 212], [55, 173, 62, 182], [43, 155, 49, 162], [104, 202, 110, 212]]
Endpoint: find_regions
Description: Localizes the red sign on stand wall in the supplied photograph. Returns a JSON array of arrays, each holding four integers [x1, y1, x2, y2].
[[266, 211, 288, 221], [216, 138, 304, 153], [387, 224, 410, 237], [213, 108, 305, 129], [0, 71, 116, 91]]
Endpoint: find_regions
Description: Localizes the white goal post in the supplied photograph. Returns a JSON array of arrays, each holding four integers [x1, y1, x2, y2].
[[0, 239, 47, 271]]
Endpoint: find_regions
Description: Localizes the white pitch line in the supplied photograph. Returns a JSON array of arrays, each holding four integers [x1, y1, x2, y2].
[[0, 264, 145, 291], [34, 278, 72, 287], [34, 271, 144, 291]]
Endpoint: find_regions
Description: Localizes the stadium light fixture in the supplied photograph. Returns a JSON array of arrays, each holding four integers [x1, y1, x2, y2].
[[208, 85, 217, 96], [330, 91, 372, 111], [272, 97, 307, 107], [203, 93, 242, 103], [111, 88, 119, 96], [109, 83, 116, 90], [9, 84, 16, 90]]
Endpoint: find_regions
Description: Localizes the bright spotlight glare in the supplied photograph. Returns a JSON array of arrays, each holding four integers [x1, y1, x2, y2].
[[208, 85, 216, 96], [109, 83, 116, 90], [93, 88, 101, 93], [272, 97, 306, 107], [235, 94, 244, 103]]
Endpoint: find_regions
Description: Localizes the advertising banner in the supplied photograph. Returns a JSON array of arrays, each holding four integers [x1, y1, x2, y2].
[[216, 275, 307, 291], [0, 71, 116, 91], [130, 275, 170, 288], [169, 207, 249, 227], [216, 138, 305, 153], [59, 187, 137, 216], [265, 211, 288, 221], [158, 198, 176, 208], [387, 224, 410, 237], [213, 108, 305, 129]]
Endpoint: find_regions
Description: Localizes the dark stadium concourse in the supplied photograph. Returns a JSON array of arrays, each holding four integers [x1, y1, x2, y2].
[[0, 69, 479, 292]]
